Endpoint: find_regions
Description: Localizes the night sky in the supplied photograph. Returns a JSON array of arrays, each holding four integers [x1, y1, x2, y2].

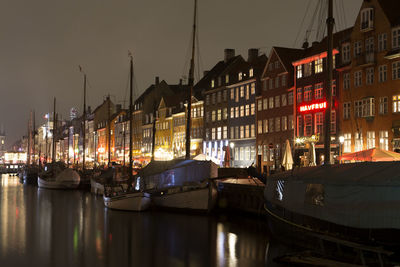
[[0, 0, 362, 147]]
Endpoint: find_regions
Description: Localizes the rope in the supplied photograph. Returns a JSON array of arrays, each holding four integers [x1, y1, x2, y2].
[[293, 0, 313, 47]]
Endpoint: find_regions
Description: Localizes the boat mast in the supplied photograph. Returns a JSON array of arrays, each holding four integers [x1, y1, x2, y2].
[[185, 0, 197, 160], [324, 0, 334, 165], [33, 110, 36, 164], [107, 95, 111, 167], [80, 66, 87, 171], [129, 52, 134, 180], [27, 113, 31, 165], [52, 97, 56, 163]]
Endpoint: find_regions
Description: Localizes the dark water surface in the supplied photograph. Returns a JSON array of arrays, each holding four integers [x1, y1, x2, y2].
[[0, 174, 277, 267]]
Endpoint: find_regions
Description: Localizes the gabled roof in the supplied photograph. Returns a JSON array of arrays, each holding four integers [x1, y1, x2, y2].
[[262, 47, 303, 78], [377, 0, 400, 27]]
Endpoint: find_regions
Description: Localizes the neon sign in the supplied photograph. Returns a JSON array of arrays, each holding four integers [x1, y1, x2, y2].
[[299, 101, 327, 112]]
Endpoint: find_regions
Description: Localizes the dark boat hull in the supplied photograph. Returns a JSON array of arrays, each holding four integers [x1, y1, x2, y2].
[[265, 201, 400, 264]]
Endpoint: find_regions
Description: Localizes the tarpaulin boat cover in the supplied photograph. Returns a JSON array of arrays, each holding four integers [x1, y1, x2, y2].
[[139, 159, 218, 190], [338, 148, 400, 162], [265, 162, 400, 229]]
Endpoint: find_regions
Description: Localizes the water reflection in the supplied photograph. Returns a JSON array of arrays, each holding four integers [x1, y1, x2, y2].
[[0, 174, 270, 267]]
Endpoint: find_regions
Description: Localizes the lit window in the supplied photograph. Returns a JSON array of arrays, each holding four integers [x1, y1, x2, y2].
[[315, 112, 323, 135], [315, 58, 323, 73], [297, 65, 303, 79], [366, 131, 375, 149], [393, 95, 400, 113], [314, 83, 323, 99], [249, 68, 254, 77], [304, 86, 312, 101], [379, 131, 389, 150], [238, 72, 243, 81]]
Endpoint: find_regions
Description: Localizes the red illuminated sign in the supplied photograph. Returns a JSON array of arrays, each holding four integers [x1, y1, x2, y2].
[[299, 101, 327, 112]]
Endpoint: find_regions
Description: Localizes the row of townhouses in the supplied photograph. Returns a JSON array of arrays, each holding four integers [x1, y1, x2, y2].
[[20, 0, 400, 174]]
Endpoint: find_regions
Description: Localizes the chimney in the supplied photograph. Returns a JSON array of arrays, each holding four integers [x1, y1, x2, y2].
[[302, 41, 309, 49], [203, 70, 209, 77], [224, 49, 235, 63], [155, 76, 160, 85], [248, 48, 259, 63]]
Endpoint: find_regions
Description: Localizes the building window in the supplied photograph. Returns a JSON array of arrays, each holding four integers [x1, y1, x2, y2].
[[251, 83, 255, 94], [245, 104, 250, 116], [223, 126, 228, 139], [257, 99, 262, 111], [354, 71, 362, 87], [297, 116, 303, 136], [343, 133, 351, 153], [315, 112, 323, 135], [379, 131, 389, 150], [378, 33, 387, 52], [211, 111, 216, 121], [315, 58, 323, 73], [392, 27, 400, 49], [288, 115, 293, 130], [393, 95, 400, 113], [240, 86, 244, 98], [235, 87, 239, 102], [365, 37, 374, 53], [315, 83, 323, 99], [230, 107, 234, 119], [275, 76, 280, 88], [223, 90, 227, 101], [331, 110, 336, 134], [240, 106, 244, 117], [217, 109, 221, 120], [217, 91, 221, 103], [264, 119, 268, 133], [355, 132, 363, 152], [366, 67, 374, 85], [225, 74, 229, 84], [217, 127, 222, 140], [392, 61, 400, 80], [223, 108, 228, 120], [275, 117, 281, 132], [238, 72, 243, 81], [246, 85, 250, 100], [251, 103, 255, 115], [275, 95, 280, 108], [263, 98, 268, 110], [269, 97, 274, 109], [304, 62, 312, 77], [211, 128, 215, 140], [235, 126, 239, 139], [245, 125, 250, 138], [304, 86, 312, 101], [366, 131, 375, 149], [362, 98, 375, 117], [304, 114, 312, 136], [288, 92, 293, 105], [281, 94, 287, 106], [257, 120, 263, 134], [360, 8, 374, 30], [251, 124, 255, 138], [206, 94, 210, 105], [297, 65, 302, 79], [249, 68, 254, 77], [269, 118, 274, 133], [212, 93, 216, 104], [235, 106, 239, 118], [354, 100, 362, 118], [297, 88, 302, 103], [342, 43, 351, 63], [263, 80, 267, 91], [230, 88, 234, 100], [282, 74, 287, 87], [211, 79, 215, 88], [379, 96, 388, 115], [231, 126, 235, 139], [240, 126, 244, 139], [282, 116, 287, 131], [354, 41, 362, 57], [343, 73, 350, 90], [379, 65, 387, 82], [269, 78, 273, 90], [343, 102, 351, 119]]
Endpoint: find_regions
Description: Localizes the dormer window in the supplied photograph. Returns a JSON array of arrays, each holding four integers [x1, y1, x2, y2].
[[360, 8, 374, 31], [211, 79, 215, 88], [238, 72, 243, 81], [249, 68, 254, 77], [225, 74, 229, 83]]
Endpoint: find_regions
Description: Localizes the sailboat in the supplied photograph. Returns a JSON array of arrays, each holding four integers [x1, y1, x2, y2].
[[23, 110, 39, 185], [38, 98, 81, 189], [264, 0, 400, 263], [147, 0, 218, 212], [103, 53, 151, 211]]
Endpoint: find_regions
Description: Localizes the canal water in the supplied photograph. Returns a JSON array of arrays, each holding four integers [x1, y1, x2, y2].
[[0, 174, 286, 267]]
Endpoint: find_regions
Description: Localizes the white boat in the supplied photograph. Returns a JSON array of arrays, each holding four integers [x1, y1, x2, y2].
[[38, 167, 80, 189], [103, 189, 151, 211], [151, 181, 217, 212]]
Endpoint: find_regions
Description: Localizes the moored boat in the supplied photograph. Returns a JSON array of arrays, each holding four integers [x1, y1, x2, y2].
[[103, 186, 151, 211], [38, 162, 80, 189]]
